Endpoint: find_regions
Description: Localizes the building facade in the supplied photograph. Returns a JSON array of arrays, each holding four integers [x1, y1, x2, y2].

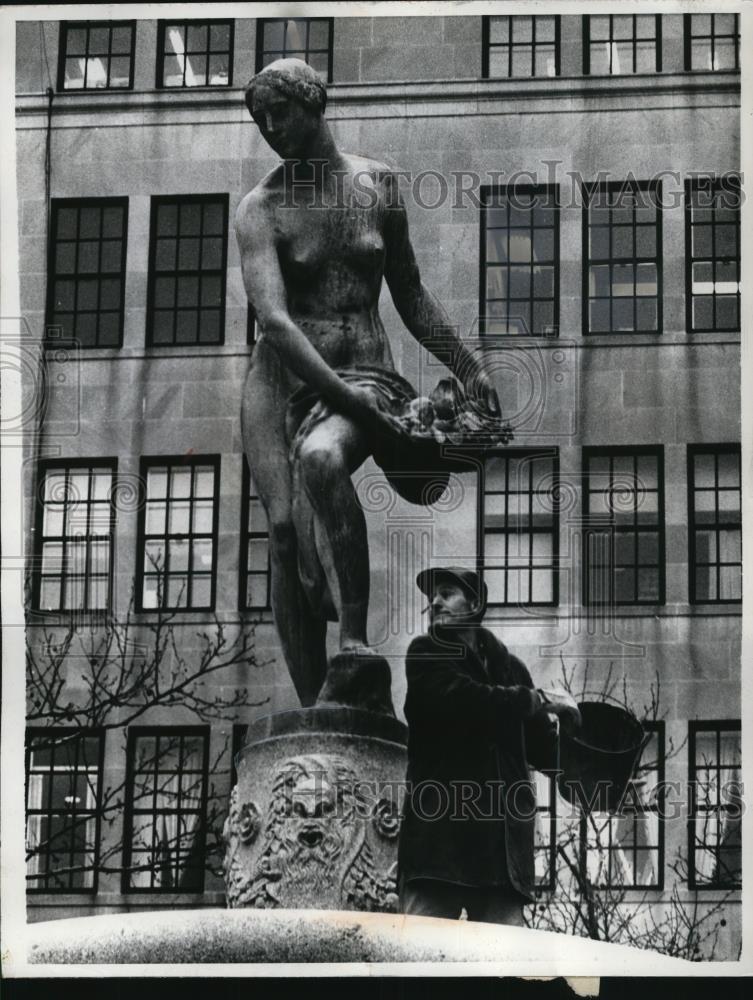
[[15, 12, 741, 957]]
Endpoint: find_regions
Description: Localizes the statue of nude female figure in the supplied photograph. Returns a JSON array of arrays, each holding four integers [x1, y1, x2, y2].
[[237, 59, 499, 707]]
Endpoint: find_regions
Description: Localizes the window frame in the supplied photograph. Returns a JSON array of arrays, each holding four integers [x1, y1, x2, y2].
[[581, 179, 663, 337], [239, 458, 271, 612], [478, 448, 560, 608], [136, 454, 221, 613], [25, 727, 106, 894], [57, 20, 137, 92], [122, 725, 210, 894], [583, 14, 662, 75], [481, 15, 561, 79], [45, 196, 129, 350], [687, 444, 742, 605], [582, 445, 666, 607], [145, 193, 229, 349], [684, 13, 740, 72], [255, 17, 334, 82], [688, 720, 742, 891], [479, 183, 561, 338], [684, 177, 741, 334], [156, 19, 235, 89], [32, 458, 118, 615], [579, 720, 665, 891]]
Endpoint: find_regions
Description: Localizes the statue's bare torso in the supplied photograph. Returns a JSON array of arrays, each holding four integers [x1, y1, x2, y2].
[[241, 153, 396, 398]]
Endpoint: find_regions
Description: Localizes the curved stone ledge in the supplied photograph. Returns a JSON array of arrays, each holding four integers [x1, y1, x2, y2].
[[26, 907, 692, 968]]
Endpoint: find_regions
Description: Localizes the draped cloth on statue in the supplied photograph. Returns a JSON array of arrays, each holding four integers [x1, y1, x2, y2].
[[285, 364, 453, 506]]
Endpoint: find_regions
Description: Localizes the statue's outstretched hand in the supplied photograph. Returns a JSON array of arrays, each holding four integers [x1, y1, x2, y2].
[[463, 367, 501, 420], [347, 386, 408, 441]]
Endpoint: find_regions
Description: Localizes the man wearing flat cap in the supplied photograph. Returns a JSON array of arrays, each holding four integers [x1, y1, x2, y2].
[[397, 566, 579, 924]]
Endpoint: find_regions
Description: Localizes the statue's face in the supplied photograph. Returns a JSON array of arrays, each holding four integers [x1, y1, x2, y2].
[[250, 81, 319, 159]]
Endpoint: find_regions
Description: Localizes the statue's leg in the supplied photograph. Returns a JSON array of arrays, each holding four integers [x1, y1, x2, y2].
[[241, 370, 328, 706], [296, 414, 371, 653]]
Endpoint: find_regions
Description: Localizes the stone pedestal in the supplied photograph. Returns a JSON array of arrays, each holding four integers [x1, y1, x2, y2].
[[223, 706, 407, 912]]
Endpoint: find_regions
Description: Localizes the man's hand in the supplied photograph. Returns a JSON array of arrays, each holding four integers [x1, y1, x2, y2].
[[537, 689, 582, 733]]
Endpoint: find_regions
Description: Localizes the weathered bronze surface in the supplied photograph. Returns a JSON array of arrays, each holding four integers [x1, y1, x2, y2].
[[237, 58, 499, 708]]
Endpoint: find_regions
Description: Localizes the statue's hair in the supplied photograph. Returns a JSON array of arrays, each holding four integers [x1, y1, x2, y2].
[[245, 61, 327, 116]]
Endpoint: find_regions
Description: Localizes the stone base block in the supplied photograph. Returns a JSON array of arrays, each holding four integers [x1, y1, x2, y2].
[[224, 706, 408, 912]]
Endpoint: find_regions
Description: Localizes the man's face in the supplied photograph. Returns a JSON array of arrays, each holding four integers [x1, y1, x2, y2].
[[429, 579, 477, 626]]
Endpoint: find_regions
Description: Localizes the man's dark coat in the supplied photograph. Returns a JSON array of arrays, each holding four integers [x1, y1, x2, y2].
[[397, 626, 556, 901]]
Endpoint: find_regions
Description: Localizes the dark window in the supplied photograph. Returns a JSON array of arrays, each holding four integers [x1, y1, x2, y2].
[[231, 723, 248, 787], [533, 771, 557, 891], [584, 15, 661, 75], [685, 14, 740, 71], [583, 448, 664, 606], [47, 198, 128, 348], [240, 459, 271, 611], [256, 18, 333, 80], [138, 457, 219, 611], [688, 445, 741, 604], [581, 722, 664, 889], [58, 21, 135, 91], [480, 451, 559, 606], [483, 16, 560, 78], [685, 178, 741, 333], [247, 305, 257, 346], [147, 195, 228, 347], [583, 181, 661, 335], [689, 722, 742, 890], [33, 461, 116, 613], [26, 729, 104, 892], [157, 20, 233, 87], [481, 186, 559, 337], [123, 728, 209, 892]]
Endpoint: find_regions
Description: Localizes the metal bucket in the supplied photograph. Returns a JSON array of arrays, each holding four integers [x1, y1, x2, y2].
[[557, 702, 651, 814]]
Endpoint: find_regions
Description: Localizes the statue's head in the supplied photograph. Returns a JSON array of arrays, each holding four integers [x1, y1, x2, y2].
[[244, 58, 327, 159]]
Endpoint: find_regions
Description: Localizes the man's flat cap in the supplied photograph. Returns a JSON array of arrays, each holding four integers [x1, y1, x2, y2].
[[416, 566, 488, 608]]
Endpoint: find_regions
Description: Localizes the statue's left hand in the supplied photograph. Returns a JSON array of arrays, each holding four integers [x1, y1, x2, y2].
[[463, 367, 501, 419]]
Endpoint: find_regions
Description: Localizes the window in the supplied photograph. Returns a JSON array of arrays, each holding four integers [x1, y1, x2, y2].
[[157, 21, 233, 87], [33, 461, 116, 613], [583, 181, 661, 335], [483, 16, 559, 78], [583, 448, 664, 606], [689, 722, 741, 890], [58, 21, 135, 91], [688, 446, 741, 604], [26, 730, 104, 891], [231, 723, 248, 787], [685, 14, 739, 71], [147, 195, 228, 347], [584, 15, 661, 75], [123, 728, 209, 891], [533, 771, 557, 891], [480, 451, 559, 605], [481, 185, 559, 337], [256, 18, 333, 80], [240, 459, 271, 610], [582, 722, 664, 889], [247, 304, 257, 346], [138, 457, 219, 611], [685, 178, 741, 333], [47, 199, 128, 348]]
